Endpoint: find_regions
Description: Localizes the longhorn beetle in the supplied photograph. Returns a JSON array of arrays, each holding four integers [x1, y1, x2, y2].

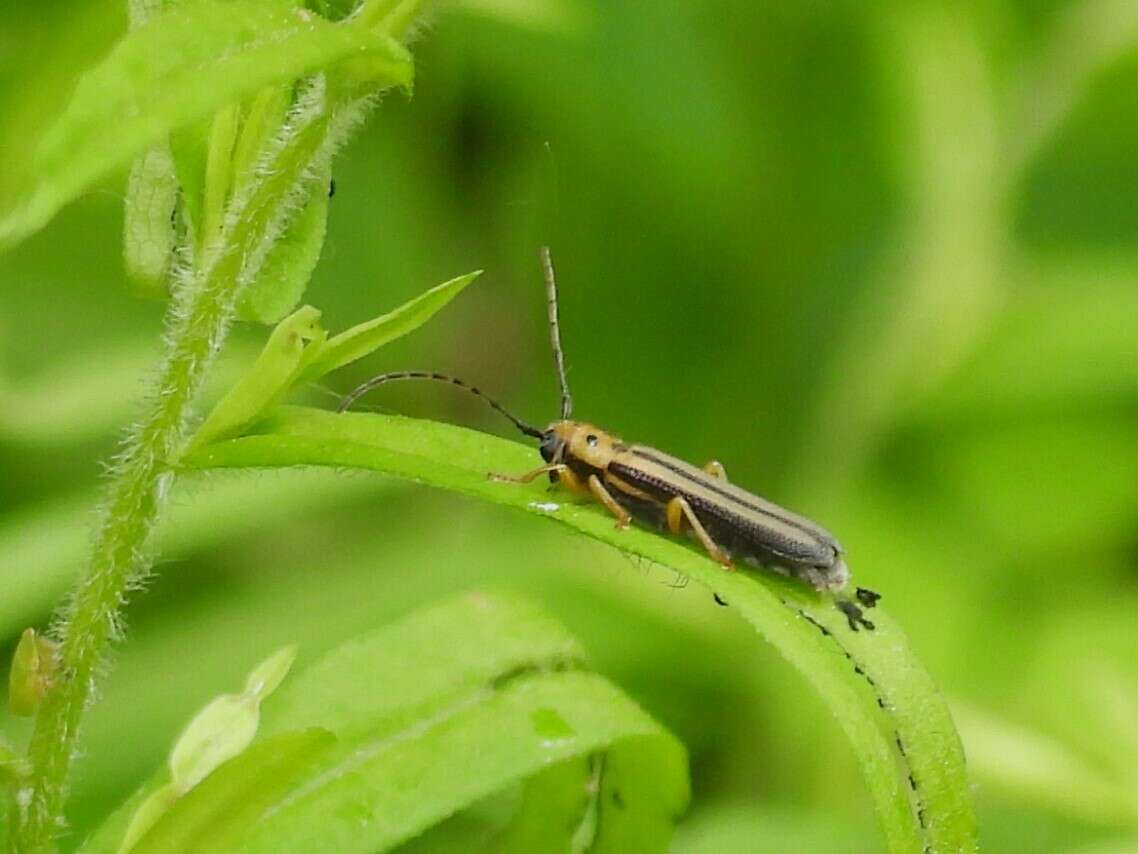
[[339, 248, 880, 630]]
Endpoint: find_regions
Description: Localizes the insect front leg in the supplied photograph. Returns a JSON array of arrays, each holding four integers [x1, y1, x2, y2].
[[586, 474, 632, 529], [489, 463, 568, 484], [665, 496, 734, 569]]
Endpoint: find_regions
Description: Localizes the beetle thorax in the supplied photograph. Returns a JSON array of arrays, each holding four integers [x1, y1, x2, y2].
[[545, 421, 622, 469]]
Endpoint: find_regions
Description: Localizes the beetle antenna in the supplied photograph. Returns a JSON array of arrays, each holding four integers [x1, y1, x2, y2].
[[540, 246, 573, 419], [337, 371, 544, 439]]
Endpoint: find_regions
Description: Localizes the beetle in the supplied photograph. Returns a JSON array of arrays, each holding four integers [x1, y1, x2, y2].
[[339, 248, 879, 630]]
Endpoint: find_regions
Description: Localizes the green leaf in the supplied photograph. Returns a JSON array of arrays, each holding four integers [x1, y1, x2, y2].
[[168, 116, 212, 239], [128, 730, 337, 853], [498, 759, 597, 853], [182, 408, 978, 853], [7, 628, 59, 717], [260, 593, 588, 738], [235, 166, 330, 324], [297, 270, 483, 382], [82, 594, 688, 854], [123, 146, 178, 294], [167, 646, 296, 790], [186, 270, 478, 453], [0, 0, 413, 249], [199, 102, 244, 245], [229, 85, 293, 195], [186, 305, 326, 453], [118, 646, 297, 852]]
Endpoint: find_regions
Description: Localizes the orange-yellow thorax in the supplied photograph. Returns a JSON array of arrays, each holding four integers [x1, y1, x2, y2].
[[544, 421, 625, 469]]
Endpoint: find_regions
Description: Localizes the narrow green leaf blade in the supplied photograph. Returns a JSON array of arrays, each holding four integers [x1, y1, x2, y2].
[[182, 407, 977, 853], [235, 167, 330, 324], [168, 116, 212, 238], [185, 306, 325, 453], [0, 0, 413, 248], [298, 270, 483, 382]]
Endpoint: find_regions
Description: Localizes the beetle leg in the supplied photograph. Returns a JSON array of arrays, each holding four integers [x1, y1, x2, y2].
[[555, 465, 589, 496], [836, 599, 875, 632], [702, 460, 727, 481], [587, 474, 632, 529], [666, 495, 733, 569], [855, 587, 881, 609], [489, 463, 567, 484]]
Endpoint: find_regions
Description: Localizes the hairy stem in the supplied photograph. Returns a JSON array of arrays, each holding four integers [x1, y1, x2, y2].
[[15, 247, 241, 854], [11, 87, 343, 853]]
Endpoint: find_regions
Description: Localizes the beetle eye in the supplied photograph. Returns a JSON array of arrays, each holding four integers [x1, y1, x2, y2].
[[586, 434, 598, 447], [539, 433, 558, 462]]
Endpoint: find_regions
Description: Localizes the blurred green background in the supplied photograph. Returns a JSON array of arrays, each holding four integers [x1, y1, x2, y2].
[[3, 0, 1138, 851]]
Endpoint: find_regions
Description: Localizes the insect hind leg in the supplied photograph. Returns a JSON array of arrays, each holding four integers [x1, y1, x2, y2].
[[666, 495, 734, 569], [587, 474, 632, 529], [856, 587, 881, 608], [836, 598, 875, 632]]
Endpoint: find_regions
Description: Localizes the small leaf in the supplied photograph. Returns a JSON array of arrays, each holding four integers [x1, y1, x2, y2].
[[8, 628, 59, 717], [355, 0, 423, 38], [243, 645, 298, 701], [117, 645, 298, 852], [123, 146, 178, 294], [0, 0, 413, 248], [198, 101, 243, 244], [186, 272, 478, 454], [229, 84, 293, 194], [185, 306, 326, 453], [298, 270, 482, 382], [167, 645, 297, 790], [169, 116, 212, 236], [235, 166, 330, 324], [328, 28, 416, 95]]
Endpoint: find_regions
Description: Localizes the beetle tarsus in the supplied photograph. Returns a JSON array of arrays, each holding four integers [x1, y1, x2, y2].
[[855, 587, 881, 609], [837, 599, 875, 632]]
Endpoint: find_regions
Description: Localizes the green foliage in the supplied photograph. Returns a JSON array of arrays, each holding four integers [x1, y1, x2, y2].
[[0, 0, 412, 251], [238, 173, 329, 323], [187, 271, 479, 450], [180, 401, 974, 852], [79, 595, 687, 853], [4, 1, 1138, 852], [6, 631, 58, 718], [0, 0, 431, 848], [123, 147, 179, 290], [116, 647, 297, 851]]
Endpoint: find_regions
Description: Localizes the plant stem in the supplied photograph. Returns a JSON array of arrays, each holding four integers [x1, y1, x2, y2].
[[13, 238, 246, 854], [11, 88, 340, 854]]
